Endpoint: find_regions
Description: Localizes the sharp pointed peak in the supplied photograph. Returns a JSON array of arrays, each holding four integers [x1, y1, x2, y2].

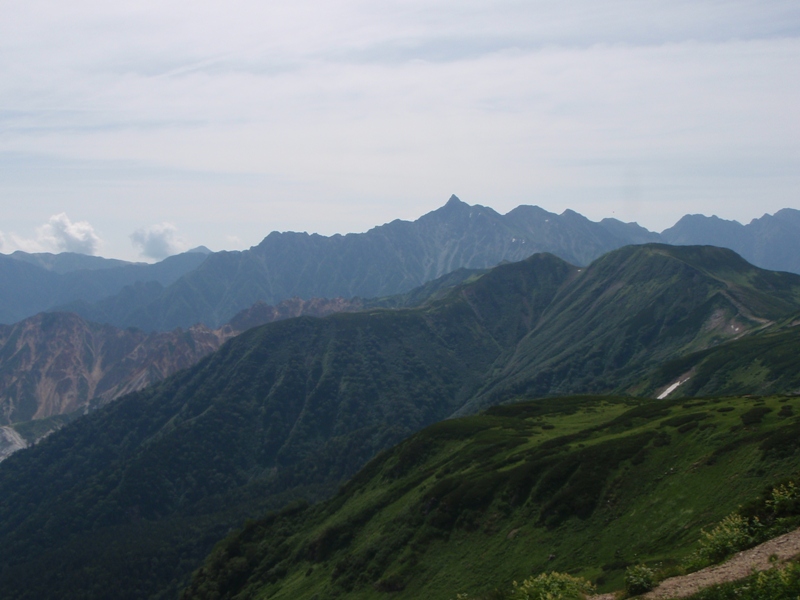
[[444, 194, 467, 208]]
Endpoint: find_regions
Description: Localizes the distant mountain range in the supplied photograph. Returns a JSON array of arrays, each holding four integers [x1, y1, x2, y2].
[[2, 244, 800, 599], [662, 208, 800, 273], [3, 197, 799, 331], [0, 248, 209, 325]]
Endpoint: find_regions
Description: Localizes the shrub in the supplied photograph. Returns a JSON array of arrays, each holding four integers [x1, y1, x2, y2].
[[692, 514, 760, 565], [766, 481, 800, 517], [740, 407, 772, 426], [624, 564, 657, 596], [689, 562, 800, 600], [510, 572, 595, 600]]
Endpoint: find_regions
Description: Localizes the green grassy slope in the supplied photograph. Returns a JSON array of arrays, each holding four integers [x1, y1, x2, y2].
[[639, 315, 800, 399], [462, 245, 800, 412], [2, 246, 800, 599], [0, 253, 575, 600], [183, 394, 800, 600]]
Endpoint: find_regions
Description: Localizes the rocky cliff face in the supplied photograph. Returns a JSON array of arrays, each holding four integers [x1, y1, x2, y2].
[[0, 426, 27, 460], [0, 295, 378, 456], [0, 312, 232, 426]]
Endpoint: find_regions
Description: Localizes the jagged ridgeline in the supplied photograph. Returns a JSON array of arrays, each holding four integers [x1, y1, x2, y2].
[[59, 196, 662, 331], [182, 395, 800, 600], [1, 245, 800, 599]]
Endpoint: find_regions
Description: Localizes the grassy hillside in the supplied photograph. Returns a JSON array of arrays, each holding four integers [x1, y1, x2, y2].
[[639, 316, 800, 399], [183, 394, 800, 600], [0, 253, 574, 600], [463, 244, 800, 412], [2, 245, 800, 599]]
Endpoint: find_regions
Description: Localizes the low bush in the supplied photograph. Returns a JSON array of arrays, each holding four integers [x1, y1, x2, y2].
[[687, 562, 800, 600], [511, 572, 595, 600], [447, 572, 596, 600], [690, 514, 760, 566], [740, 407, 772, 426], [624, 564, 657, 596]]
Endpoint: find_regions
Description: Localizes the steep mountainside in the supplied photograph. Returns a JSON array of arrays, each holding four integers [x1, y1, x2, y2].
[[1, 246, 800, 599], [0, 250, 209, 325], [0, 268, 480, 457], [639, 315, 800, 399], [67, 196, 660, 330], [662, 208, 800, 274], [182, 394, 800, 600], [461, 244, 800, 413], [0, 312, 230, 427]]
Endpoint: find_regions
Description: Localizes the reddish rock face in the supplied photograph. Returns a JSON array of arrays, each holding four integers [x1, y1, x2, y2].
[[0, 297, 360, 431], [0, 312, 232, 426]]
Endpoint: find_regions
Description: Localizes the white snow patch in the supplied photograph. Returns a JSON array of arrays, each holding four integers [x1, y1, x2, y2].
[[658, 377, 690, 400]]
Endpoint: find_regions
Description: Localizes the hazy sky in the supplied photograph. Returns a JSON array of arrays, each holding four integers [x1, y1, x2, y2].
[[1, 1, 799, 261]]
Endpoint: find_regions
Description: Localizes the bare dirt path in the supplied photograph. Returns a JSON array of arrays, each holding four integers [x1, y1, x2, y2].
[[591, 526, 800, 599]]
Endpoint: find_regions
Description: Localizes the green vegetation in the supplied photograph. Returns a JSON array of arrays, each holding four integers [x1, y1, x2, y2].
[[624, 564, 657, 595], [691, 514, 759, 565], [643, 327, 800, 399], [685, 562, 800, 600], [685, 474, 800, 571], [0, 253, 575, 600], [462, 245, 800, 412], [11, 411, 79, 443], [3, 245, 800, 599], [511, 573, 595, 599], [182, 395, 800, 600]]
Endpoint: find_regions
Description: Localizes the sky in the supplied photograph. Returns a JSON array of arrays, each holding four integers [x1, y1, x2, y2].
[[1, 1, 799, 261]]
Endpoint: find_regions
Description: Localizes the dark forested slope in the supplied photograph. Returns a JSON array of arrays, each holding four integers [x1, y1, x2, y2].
[[1, 245, 800, 599]]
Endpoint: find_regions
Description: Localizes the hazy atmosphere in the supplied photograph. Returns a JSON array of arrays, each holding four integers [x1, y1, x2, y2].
[[2, 0, 798, 260]]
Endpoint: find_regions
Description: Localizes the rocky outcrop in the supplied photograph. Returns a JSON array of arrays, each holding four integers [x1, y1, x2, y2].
[[0, 426, 27, 461], [0, 296, 371, 458], [0, 312, 233, 427]]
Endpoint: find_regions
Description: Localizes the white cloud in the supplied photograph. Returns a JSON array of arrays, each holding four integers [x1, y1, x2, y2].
[[35, 213, 101, 254], [130, 223, 185, 259]]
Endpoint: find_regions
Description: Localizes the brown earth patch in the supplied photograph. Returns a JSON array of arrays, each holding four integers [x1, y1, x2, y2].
[[591, 526, 800, 599]]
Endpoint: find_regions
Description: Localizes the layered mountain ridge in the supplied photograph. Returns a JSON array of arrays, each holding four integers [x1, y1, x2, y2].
[[0, 268, 484, 456], [2, 244, 800, 599], [3, 198, 800, 333], [0, 249, 208, 325], [63, 196, 662, 330], [663, 208, 800, 273]]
